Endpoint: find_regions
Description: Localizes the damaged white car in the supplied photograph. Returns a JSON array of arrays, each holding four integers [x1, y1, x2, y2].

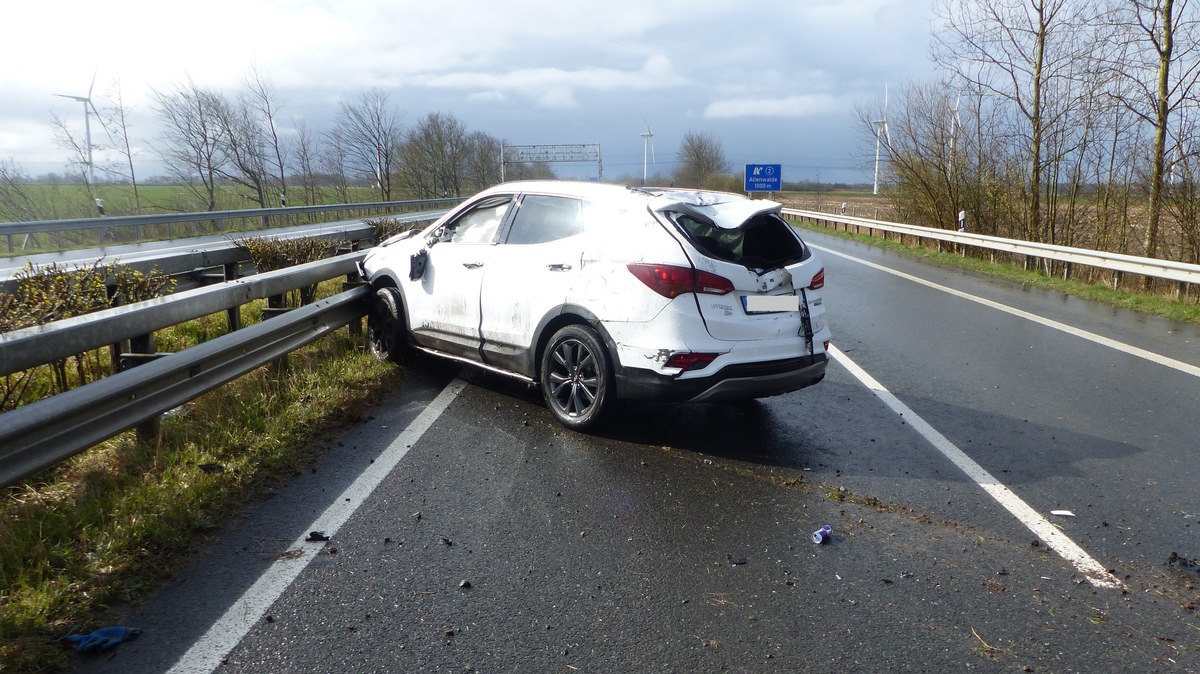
[[359, 181, 831, 430]]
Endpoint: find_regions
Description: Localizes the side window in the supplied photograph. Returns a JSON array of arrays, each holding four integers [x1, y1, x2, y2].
[[443, 197, 511, 244], [505, 195, 584, 245]]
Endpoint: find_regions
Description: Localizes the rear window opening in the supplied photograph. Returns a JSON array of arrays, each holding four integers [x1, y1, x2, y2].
[[670, 212, 810, 271]]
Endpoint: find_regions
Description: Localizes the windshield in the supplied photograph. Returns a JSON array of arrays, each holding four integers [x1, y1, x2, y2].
[[671, 212, 810, 270]]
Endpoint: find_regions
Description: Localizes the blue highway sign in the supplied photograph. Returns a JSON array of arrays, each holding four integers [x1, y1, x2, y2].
[[745, 164, 782, 192]]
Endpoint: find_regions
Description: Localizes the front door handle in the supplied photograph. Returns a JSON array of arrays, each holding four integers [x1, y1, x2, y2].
[[547, 264, 573, 271], [463, 262, 484, 269]]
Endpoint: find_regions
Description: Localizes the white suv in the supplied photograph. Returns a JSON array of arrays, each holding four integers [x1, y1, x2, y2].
[[360, 181, 830, 430]]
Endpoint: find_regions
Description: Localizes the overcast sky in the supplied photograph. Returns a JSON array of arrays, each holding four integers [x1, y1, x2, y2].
[[1, 0, 940, 185]]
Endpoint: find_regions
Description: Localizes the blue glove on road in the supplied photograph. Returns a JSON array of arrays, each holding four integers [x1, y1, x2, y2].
[[62, 626, 141, 652]]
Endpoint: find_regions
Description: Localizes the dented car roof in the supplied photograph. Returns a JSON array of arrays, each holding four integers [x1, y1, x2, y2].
[[649, 191, 783, 230]]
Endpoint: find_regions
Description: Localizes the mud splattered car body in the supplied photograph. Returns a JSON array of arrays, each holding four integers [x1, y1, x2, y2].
[[360, 180, 830, 429]]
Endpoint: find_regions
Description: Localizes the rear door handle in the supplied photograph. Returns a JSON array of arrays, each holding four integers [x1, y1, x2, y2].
[[547, 264, 573, 271], [463, 262, 484, 269]]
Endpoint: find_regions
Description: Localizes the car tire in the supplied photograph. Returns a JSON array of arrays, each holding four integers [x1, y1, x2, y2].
[[367, 287, 408, 364], [540, 324, 613, 431]]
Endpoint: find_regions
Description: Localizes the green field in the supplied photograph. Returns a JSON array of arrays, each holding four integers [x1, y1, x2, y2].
[[0, 183, 389, 224]]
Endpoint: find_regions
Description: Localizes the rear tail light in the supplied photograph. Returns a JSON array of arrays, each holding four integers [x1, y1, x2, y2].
[[664, 352, 718, 372], [808, 268, 825, 290], [627, 263, 734, 299]]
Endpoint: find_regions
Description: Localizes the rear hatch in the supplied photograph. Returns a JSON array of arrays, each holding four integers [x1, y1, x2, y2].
[[651, 193, 825, 345]]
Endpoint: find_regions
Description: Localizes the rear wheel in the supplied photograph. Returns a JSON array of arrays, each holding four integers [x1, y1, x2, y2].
[[367, 287, 408, 364], [540, 325, 612, 431]]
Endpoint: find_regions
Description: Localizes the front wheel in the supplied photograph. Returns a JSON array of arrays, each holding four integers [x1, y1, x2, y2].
[[367, 287, 408, 364], [540, 324, 613, 431]]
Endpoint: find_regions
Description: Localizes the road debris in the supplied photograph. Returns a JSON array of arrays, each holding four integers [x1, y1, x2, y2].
[[812, 524, 832, 544], [1050, 510, 1076, 517], [305, 531, 329, 542], [60, 626, 141, 653], [1168, 551, 1199, 572]]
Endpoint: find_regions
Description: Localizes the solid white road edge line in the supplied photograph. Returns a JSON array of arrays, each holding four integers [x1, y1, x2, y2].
[[165, 379, 468, 674], [828, 344, 1122, 589], [811, 243, 1200, 379]]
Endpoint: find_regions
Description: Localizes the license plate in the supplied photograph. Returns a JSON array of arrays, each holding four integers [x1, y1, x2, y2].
[[742, 294, 800, 314]]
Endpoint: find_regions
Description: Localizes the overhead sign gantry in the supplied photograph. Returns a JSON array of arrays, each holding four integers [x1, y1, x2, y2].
[[501, 144, 603, 181]]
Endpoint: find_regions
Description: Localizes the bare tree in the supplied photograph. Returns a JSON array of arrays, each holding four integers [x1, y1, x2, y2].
[[153, 79, 228, 211], [49, 112, 97, 200], [97, 79, 143, 213], [858, 81, 967, 231], [294, 119, 323, 205], [398, 112, 470, 198], [673, 130, 731, 188], [321, 126, 353, 204], [463, 131, 503, 192], [0, 158, 43, 222], [933, 0, 1090, 247], [1162, 108, 1200, 267], [1100, 0, 1200, 264], [245, 64, 290, 206], [333, 88, 403, 201], [210, 93, 272, 208]]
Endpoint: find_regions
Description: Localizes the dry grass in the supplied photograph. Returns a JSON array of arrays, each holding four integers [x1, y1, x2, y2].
[[0, 281, 406, 673]]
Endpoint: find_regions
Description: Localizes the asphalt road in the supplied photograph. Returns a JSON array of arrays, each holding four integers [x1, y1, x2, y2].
[[70, 229, 1200, 673]]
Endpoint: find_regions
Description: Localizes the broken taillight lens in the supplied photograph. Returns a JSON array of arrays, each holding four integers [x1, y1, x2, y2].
[[627, 263, 734, 299], [664, 352, 718, 372], [808, 268, 825, 290]]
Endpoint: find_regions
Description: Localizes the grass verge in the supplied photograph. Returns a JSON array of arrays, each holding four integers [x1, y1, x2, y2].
[[793, 220, 1200, 325], [0, 294, 407, 673]]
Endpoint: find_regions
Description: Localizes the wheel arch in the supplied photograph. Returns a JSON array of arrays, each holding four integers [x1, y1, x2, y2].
[[367, 273, 408, 325], [532, 305, 619, 383]]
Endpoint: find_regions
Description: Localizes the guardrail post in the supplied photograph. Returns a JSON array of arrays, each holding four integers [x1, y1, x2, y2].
[[264, 294, 289, 372], [341, 244, 365, 337], [121, 333, 162, 441], [224, 263, 242, 332], [107, 289, 125, 376]]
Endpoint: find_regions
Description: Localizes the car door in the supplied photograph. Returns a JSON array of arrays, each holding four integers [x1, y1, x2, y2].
[[478, 193, 586, 375], [404, 195, 513, 357]]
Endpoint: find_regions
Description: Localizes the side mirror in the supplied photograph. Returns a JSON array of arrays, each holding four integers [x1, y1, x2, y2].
[[409, 249, 429, 281]]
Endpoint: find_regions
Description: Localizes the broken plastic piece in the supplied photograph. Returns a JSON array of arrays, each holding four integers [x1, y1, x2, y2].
[[1050, 510, 1075, 517], [61, 626, 141, 653]]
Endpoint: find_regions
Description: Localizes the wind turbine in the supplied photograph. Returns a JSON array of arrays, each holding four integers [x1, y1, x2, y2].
[[640, 121, 656, 186], [872, 84, 891, 196], [948, 93, 962, 177], [53, 71, 102, 184]]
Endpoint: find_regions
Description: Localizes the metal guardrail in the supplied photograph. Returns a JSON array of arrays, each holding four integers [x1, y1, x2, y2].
[[1, 198, 461, 252], [0, 252, 370, 487], [783, 208, 1200, 287], [782, 207, 1200, 285], [0, 207, 450, 295]]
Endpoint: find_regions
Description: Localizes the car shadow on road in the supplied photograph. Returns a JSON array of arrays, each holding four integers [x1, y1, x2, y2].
[[596, 397, 817, 468], [441, 361, 816, 468]]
